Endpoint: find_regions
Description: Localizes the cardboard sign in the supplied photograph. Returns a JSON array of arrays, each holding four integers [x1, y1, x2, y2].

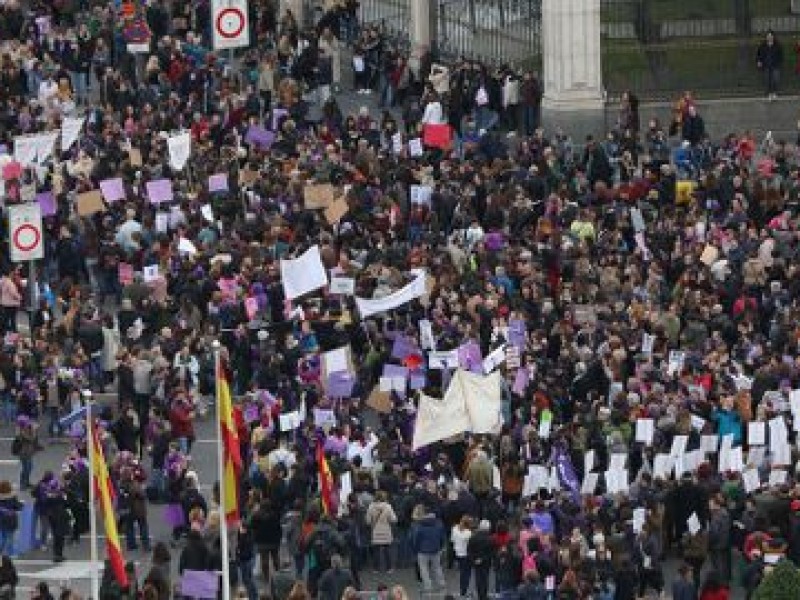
[[76, 190, 105, 216], [324, 196, 349, 224], [366, 386, 393, 414], [128, 148, 143, 166], [304, 183, 335, 210]]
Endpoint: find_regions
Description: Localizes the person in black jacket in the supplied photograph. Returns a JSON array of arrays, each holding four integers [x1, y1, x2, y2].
[[614, 559, 640, 600], [235, 522, 258, 600], [467, 520, 494, 600], [756, 31, 783, 100], [0, 481, 22, 558], [318, 554, 355, 600], [681, 105, 706, 147], [179, 529, 210, 574]]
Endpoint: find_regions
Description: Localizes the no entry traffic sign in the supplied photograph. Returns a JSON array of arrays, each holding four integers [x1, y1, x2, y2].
[[8, 203, 43, 262], [216, 7, 245, 39], [212, 0, 250, 50]]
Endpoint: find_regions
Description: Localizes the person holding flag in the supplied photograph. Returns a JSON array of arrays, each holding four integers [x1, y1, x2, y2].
[[88, 416, 128, 594]]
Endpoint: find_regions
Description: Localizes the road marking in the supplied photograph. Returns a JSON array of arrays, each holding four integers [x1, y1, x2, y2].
[[0, 460, 19, 466]]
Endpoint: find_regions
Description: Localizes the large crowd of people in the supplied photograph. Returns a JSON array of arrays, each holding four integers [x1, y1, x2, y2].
[[0, 1, 797, 600]]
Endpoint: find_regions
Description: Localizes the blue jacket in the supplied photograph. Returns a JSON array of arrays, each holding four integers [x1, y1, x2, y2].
[[409, 516, 446, 554], [713, 408, 742, 445]]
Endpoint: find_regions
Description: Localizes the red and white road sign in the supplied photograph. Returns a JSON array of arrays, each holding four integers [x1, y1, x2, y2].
[[8, 203, 43, 262], [212, 0, 250, 50]]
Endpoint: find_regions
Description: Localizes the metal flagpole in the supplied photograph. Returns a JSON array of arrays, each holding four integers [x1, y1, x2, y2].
[[212, 340, 232, 600], [85, 390, 100, 600]]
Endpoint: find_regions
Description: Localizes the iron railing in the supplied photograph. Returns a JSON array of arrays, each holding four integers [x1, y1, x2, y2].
[[358, 0, 541, 70], [601, 0, 800, 99]]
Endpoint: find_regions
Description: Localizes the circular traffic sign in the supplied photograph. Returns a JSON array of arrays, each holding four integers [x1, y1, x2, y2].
[[12, 223, 40, 252], [216, 7, 245, 39]]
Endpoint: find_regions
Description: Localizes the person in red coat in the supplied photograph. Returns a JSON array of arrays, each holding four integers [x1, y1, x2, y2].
[[699, 571, 730, 600], [169, 397, 195, 454]]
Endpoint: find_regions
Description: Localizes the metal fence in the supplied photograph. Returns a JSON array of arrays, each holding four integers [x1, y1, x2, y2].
[[358, 0, 412, 46], [359, 0, 542, 70], [600, 0, 800, 99]]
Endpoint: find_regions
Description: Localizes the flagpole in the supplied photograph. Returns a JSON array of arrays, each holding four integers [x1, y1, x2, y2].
[[85, 390, 100, 600], [213, 340, 232, 600]]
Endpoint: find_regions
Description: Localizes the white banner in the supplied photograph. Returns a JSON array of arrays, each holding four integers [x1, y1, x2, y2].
[[447, 369, 504, 434], [355, 269, 427, 318], [280, 245, 329, 300], [13, 136, 37, 166], [211, 0, 250, 50], [412, 369, 504, 450], [34, 132, 59, 164], [412, 392, 472, 450], [167, 131, 192, 171], [60, 117, 84, 150]]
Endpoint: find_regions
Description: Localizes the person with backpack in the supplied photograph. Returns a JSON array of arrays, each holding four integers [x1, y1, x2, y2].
[[0, 482, 22, 557], [303, 511, 344, 597], [365, 490, 398, 574]]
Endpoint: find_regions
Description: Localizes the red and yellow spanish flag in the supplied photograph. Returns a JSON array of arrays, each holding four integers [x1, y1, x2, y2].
[[89, 421, 128, 588], [316, 441, 334, 515], [217, 361, 242, 524]]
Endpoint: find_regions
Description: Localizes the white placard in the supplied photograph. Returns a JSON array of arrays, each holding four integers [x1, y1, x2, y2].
[[279, 411, 301, 431], [408, 138, 423, 157], [742, 468, 761, 493], [636, 418, 654, 444], [701, 434, 719, 453], [419, 319, 436, 350], [581, 472, 598, 495], [687, 513, 702, 535], [329, 277, 355, 295], [670, 435, 688, 457], [428, 350, 459, 370], [654, 454, 674, 479], [748, 421, 766, 446], [410, 185, 433, 206], [143, 264, 159, 283], [768, 469, 787, 487]]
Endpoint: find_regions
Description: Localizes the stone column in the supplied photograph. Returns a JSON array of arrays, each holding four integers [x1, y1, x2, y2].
[[410, 0, 433, 50], [542, 0, 604, 110]]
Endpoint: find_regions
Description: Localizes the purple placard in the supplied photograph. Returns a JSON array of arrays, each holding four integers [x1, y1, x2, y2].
[[485, 231, 505, 251], [163, 503, 185, 528], [512, 368, 529, 395], [457, 341, 483, 374], [243, 404, 260, 424], [409, 370, 426, 390], [36, 191, 56, 216], [99, 177, 125, 203], [208, 173, 228, 193], [327, 370, 355, 398], [181, 570, 219, 599], [382, 364, 409, 379], [508, 319, 527, 349], [391, 336, 418, 361], [271, 109, 288, 131], [244, 125, 275, 148], [146, 178, 173, 204]]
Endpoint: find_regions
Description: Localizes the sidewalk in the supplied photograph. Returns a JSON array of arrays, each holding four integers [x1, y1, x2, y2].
[[545, 95, 800, 141]]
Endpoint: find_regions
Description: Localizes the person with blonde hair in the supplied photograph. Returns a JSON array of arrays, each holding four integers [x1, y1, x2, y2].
[[390, 585, 410, 600]]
